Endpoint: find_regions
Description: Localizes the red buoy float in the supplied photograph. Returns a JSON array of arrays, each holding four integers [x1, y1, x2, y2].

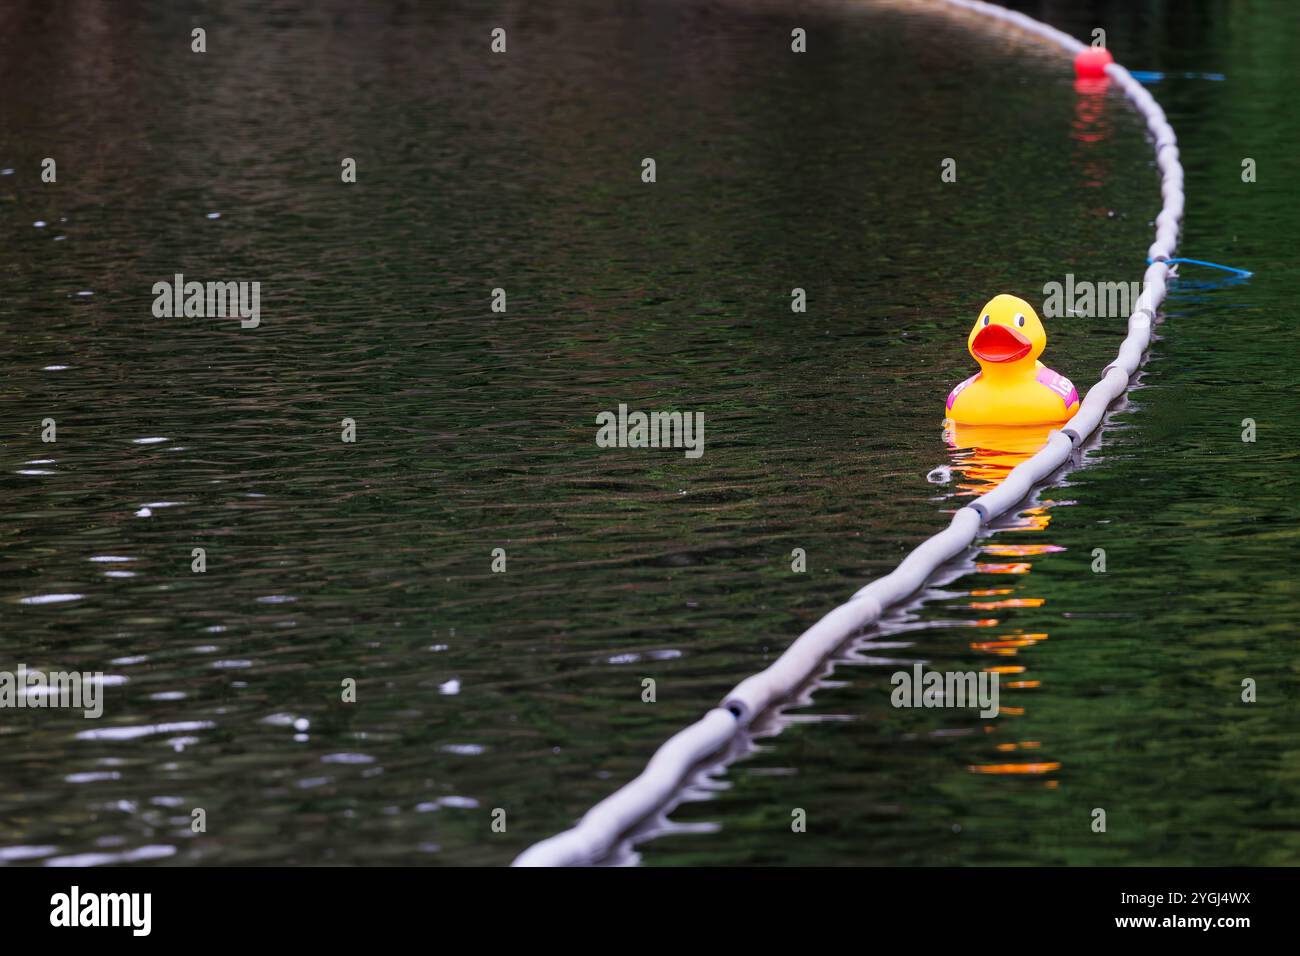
[[1074, 46, 1114, 78]]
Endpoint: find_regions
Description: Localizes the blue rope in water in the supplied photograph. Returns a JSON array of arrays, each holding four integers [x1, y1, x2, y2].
[[1131, 70, 1226, 84], [1149, 256, 1253, 278]]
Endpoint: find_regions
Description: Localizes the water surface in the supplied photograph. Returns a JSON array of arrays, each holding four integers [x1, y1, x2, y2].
[[0, 0, 1296, 866]]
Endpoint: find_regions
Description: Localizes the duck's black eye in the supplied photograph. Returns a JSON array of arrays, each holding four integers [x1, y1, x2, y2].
[[1015, 314, 1026, 327], [982, 315, 990, 326]]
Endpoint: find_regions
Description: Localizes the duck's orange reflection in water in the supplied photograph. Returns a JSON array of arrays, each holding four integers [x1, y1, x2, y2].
[[943, 420, 1064, 780]]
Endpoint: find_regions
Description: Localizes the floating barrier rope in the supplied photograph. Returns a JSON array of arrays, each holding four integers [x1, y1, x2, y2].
[[513, 0, 1187, 867]]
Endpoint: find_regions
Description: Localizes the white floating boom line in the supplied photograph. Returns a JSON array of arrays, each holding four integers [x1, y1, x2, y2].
[[513, 0, 1183, 867]]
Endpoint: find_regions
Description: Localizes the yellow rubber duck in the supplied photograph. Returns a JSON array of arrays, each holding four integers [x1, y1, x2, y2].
[[945, 294, 1080, 425]]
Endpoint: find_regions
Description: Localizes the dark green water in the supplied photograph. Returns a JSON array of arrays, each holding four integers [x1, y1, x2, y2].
[[0, 0, 1295, 866]]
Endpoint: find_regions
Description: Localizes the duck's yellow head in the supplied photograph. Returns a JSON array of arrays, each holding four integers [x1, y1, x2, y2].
[[966, 294, 1046, 371]]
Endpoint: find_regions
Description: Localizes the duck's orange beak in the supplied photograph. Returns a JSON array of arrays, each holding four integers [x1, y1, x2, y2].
[[973, 324, 1032, 363]]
